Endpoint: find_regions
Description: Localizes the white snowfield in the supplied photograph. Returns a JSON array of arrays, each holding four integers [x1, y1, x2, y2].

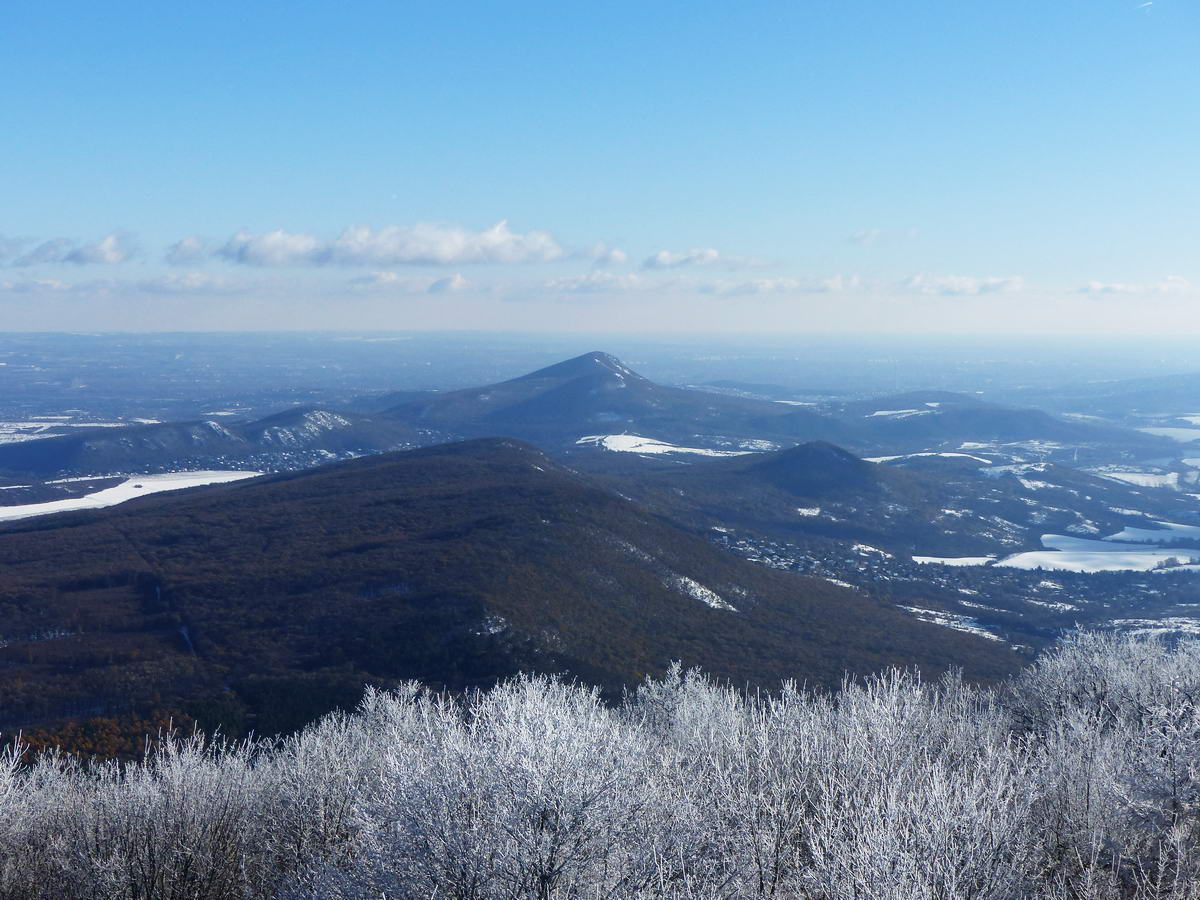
[[912, 524, 1200, 574], [866, 452, 993, 465], [1105, 520, 1200, 544], [1139, 427, 1200, 443], [576, 434, 752, 457], [0, 471, 261, 523], [1107, 617, 1200, 637], [1099, 471, 1181, 489], [669, 576, 737, 612], [913, 555, 997, 566], [0, 420, 133, 445], [995, 533, 1200, 574], [898, 606, 1004, 642], [865, 409, 932, 419]]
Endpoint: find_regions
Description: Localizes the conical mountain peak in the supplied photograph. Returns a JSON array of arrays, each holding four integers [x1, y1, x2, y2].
[[513, 351, 644, 382]]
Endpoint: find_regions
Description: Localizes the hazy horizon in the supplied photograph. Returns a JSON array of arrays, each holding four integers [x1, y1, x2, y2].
[[4, 1, 1196, 333]]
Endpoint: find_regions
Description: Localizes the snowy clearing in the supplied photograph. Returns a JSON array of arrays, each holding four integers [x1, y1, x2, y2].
[[898, 606, 1004, 642], [995, 533, 1200, 573], [919, 532, 1200, 574], [866, 408, 933, 419], [1104, 520, 1200, 544], [1139, 427, 1200, 443], [669, 576, 737, 612], [1107, 617, 1200, 637], [866, 451, 993, 465], [576, 435, 753, 457], [1099, 471, 1180, 489], [0, 471, 261, 522], [913, 555, 997, 566]]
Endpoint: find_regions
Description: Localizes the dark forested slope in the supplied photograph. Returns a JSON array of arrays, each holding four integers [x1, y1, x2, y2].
[[0, 438, 1018, 752]]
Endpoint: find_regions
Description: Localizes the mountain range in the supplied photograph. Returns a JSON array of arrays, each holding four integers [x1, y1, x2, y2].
[[0, 352, 1172, 481], [0, 438, 1021, 755]]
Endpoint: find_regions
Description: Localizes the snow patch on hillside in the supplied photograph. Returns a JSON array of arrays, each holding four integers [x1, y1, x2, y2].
[[899, 606, 1004, 641], [0, 471, 261, 522], [670, 576, 737, 612], [577, 435, 753, 457], [1105, 520, 1200, 544], [866, 451, 993, 464]]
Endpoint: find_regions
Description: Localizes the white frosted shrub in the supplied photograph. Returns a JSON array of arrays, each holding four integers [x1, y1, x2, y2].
[[6, 633, 1200, 898]]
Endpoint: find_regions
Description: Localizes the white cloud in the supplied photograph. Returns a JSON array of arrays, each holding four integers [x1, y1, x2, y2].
[[642, 248, 722, 270], [428, 273, 469, 293], [136, 271, 233, 294], [543, 271, 644, 294], [12, 233, 136, 266], [217, 220, 563, 267], [67, 233, 136, 265], [704, 274, 865, 295], [903, 273, 1024, 295], [849, 228, 882, 246], [580, 242, 628, 267], [14, 238, 75, 266], [348, 271, 471, 294], [641, 247, 767, 271], [0, 278, 74, 294], [0, 235, 34, 264], [165, 235, 209, 265], [1080, 275, 1192, 295], [217, 229, 324, 266]]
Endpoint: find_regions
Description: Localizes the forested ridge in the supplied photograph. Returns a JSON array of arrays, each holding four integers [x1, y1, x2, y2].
[[3, 633, 1200, 898], [0, 438, 1018, 755]]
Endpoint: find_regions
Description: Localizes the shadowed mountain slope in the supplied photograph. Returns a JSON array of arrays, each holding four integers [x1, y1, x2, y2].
[[0, 438, 1019, 753]]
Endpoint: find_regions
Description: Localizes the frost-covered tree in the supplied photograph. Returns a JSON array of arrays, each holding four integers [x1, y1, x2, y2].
[[5, 632, 1200, 898]]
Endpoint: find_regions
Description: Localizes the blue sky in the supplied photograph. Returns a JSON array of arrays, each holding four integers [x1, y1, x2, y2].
[[2, 0, 1196, 333]]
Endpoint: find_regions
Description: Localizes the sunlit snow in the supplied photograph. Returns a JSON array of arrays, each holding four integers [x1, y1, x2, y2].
[[996, 533, 1200, 573], [1104, 520, 1200, 544], [898, 606, 1004, 641], [0, 471, 261, 522], [913, 555, 997, 566], [576, 435, 753, 457], [1100, 471, 1180, 489], [866, 451, 993, 464], [1139, 427, 1200, 443]]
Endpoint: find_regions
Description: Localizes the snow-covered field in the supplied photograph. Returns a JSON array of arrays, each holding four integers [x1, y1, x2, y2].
[[0, 419, 156, 445], [1107, 617, 1200, 637], [576, 435, 753, 457], [1138, 427, 1200, 443], [1099, 471, 1181, 489], [0, 471, 261, 522], [1105, 520, 1200, 544], [995, 533, 1200, 573], [866, 451, 993, 464], [865, 408, 935, 419], [914, 529, 1200, 574], [913, 555, 997, 566]]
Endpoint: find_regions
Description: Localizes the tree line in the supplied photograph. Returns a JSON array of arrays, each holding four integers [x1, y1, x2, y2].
[[5, 632, 1200, 898]]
